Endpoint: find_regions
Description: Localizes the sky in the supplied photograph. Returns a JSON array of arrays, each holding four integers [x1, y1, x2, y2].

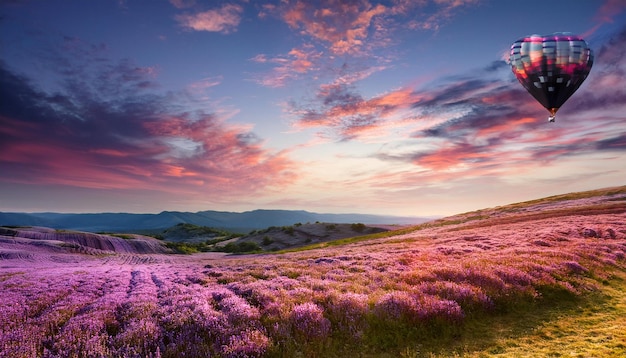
[[1, 0, 625, 217]]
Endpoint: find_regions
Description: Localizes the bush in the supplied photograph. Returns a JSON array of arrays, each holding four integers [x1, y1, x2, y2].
[[222, 241, 261, 253], [262, 236, 274, 246], [290, 303, 331, 340], [351, 223, 366, 232], [328, 293, 369, 339], [165, 242, 199, 254], [374, 291, 418, 322]]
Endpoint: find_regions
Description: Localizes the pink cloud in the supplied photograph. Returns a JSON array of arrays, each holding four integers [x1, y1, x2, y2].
[[176, 4, 243, 33], [411, 143, 489, 171], [250, 54, 268, 63], [169, 0, 195, 9], [288, 48, 315, 73], [251, 45, 322, 87], [0, 50, 299, 200], [406, 0, 479, 31], [594, 0, 626, 24], [0, 142, 152, 190], [294, 85, 425, 133], [473, 117, 538, 139], [308, 21, 625, 166], [253, 1, 482, 89], [281, 1, 387, 55], [318, 156, 520, 201], [582, 0, 626, 38], [2, 112, 299, 195], [188, 77, 221, 91], [88, 148, 130, 157]]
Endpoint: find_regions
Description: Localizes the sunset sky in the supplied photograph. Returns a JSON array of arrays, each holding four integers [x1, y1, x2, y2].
[[1, 0, 625, 217]]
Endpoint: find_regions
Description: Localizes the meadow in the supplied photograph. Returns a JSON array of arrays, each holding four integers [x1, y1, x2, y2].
[[1, 188, 625, 357]]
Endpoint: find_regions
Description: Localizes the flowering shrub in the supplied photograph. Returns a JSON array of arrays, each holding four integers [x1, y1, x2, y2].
[[290, 303, 331, 340], [221, 329, 270, 358], [327, 293, 369, 339], [563, 261, 588, 275], [417, 281, 494, 312], [374, 291, 418, 322], [416, 295, 464, 323]]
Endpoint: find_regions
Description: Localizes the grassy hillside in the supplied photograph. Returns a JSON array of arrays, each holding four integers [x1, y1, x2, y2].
[[0, 186, 624, 357], [148, 222, 391, 254], [228, 222, 389, 252], [0, 226, 171, 255], [279, 185, 626, 253], [361, 270, 626, 357]]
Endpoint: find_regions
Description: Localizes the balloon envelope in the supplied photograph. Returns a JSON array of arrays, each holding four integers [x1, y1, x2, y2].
[[509, 33, 593, 122]]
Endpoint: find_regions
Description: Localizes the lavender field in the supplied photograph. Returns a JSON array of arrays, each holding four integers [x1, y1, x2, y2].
[[1, 188, 625, 357]]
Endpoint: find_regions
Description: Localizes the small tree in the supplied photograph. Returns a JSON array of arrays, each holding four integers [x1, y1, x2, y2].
[[262, 236, 274, 246], [223, 241, 261, 253], [351, 223, 366, 233]]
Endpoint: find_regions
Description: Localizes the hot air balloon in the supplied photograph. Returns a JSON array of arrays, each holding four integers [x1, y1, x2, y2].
[[509, 33, 593, 122]]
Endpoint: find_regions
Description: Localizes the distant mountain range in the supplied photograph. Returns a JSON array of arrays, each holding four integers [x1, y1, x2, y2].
[[0, 209, 430, 233]]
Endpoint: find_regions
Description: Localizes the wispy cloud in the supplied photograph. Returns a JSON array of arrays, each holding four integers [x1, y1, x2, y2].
[[594, 0, 626, 23], [250, 44, 322, 87], [290, 82, 424, 141], [176, 3, 243, 33], [185, 76, 223, 102], [0, 39, 298, 198], [282, 0, 387, 56], [396, 29, 626, 172], [251, 0, 482, 88], [277, 0, 480, 55], [169, 0, 195, 10], [582, 0, 626, 37], [289, 23, 626, 176], [406, 0, 480, 31]]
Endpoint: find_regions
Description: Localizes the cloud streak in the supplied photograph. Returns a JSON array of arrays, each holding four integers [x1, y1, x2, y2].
[[278, 0, 480, 55], [408, 0, 480, 31], [0, 41, 297, 199], [176, 3, 243, 33], [291, 82, 425, 141], [252, 0, 482, 88], [289, 24, 626, 176], [282, 0, 387, 56], [250, 45, 322, 87]]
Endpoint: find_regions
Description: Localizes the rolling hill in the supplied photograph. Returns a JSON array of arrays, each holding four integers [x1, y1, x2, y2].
[[1, 185, 625, 357], [0, 226, 171, 257], [0, 209, 427, 233]]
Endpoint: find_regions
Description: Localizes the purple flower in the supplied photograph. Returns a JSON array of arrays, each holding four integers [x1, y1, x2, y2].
[[418, 281, 493, 311], [290, 303, 331, 340], [221, 329, 270, 358], [416, 295, 465, 323], [563, 261, 588, 274], [373, 291, 417, 322], [328, 293, 369, 339]]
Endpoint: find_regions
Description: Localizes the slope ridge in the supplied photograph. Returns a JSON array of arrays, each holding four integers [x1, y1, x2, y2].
[[0, 227, 171, 256]]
